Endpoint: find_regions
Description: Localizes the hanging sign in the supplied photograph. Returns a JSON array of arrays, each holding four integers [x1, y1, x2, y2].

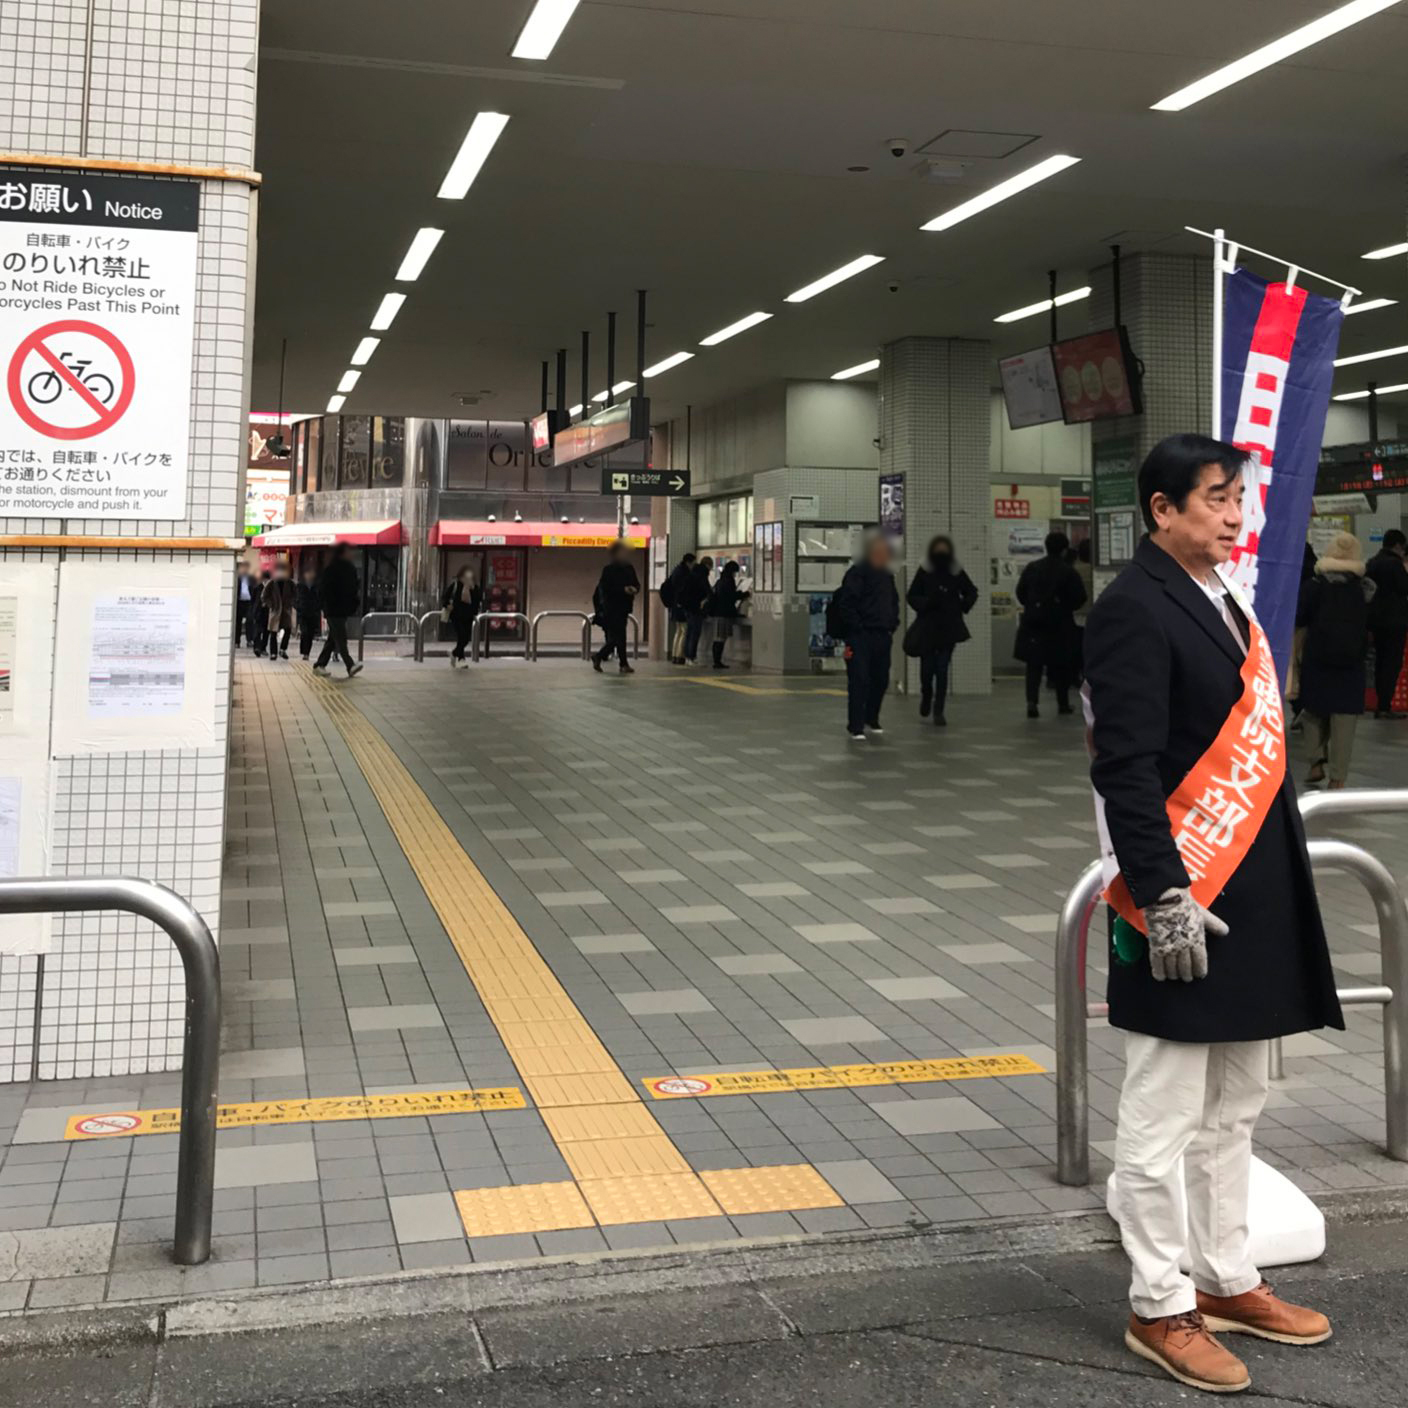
[[1221, 268, 1345, 680], [0, 169, 198, 520]]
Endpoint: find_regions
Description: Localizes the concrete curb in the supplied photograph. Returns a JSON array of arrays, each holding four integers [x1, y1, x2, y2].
[[1, 1184, 1404, 1354]]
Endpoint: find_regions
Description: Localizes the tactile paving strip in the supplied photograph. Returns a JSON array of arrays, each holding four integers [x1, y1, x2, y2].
[[700, 1164, 846, 1216], [455, 1182, 595, 1237]]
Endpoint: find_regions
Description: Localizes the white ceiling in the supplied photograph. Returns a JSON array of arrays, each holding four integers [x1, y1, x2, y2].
[[251, 0, 1408, 424]]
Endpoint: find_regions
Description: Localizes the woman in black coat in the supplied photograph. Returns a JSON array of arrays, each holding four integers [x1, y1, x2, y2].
[[905, 535, 977, 726], [708, 560, 749, 670], [1296, 531, 1372, 789], [443, 565, 484, 669]]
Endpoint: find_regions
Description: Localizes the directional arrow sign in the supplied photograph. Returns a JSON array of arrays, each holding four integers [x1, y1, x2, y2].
[[603, 467, 691, 497]]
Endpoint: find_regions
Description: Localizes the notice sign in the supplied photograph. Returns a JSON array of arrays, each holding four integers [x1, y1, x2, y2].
[[0, 168, 198, 519]]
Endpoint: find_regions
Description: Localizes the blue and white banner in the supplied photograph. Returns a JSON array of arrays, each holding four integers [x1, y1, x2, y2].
[[1221, 267, 1344, 681]]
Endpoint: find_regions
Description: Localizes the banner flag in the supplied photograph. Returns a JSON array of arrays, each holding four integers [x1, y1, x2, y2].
[[1220, 267, 1345, 682]]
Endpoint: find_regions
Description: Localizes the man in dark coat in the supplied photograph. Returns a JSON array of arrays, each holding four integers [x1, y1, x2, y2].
[[592, 540, 640, 674], [832, 533, 900, 741], [313, 543, 363, 678], [679, 556, 713, 665], [1014, 530, 1085, 718], [1365, 528, 1408, 718], [661, 552, 695, 664], [1085, 433, 1341, 1393]]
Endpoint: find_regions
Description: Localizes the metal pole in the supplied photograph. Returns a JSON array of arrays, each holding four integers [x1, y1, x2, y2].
[[1269, 1038, 1284, 1081], [1111, 244, 1122, 328], [1048, 268, 1058, 344], [636, 289, 647, 390], [581, 332, 589, 418], [556, 348, 567, 417], [0, 878, 219, 1264], [607, 311, 617, 407], [1055, 860, 1102, 1187], [1369, 381, 1380, 445], [540, 360, 549, 416], [1211, 227, 1225, 438]]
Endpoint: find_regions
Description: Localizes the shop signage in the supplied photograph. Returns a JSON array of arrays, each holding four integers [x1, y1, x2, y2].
[[602, 466, 689, 496], [1060, 477, 1091, 515], [243, 466, 289, 537], [879, 473, 905, 541], [994, 497, 1030, 519], [1316, 441, 1408, 496], [0, 168, 199, 519], [553, 396, 650, 469], [542, 533, 648, 549], [1092, 434, 1140, 511]]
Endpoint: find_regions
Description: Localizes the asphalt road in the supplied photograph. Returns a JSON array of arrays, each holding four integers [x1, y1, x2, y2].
[[5, 1207, 1408, 1408]]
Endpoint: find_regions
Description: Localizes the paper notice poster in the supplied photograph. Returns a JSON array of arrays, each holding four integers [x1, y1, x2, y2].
[[0, 595, 15, 729], [0, 776, 19, 880], [88, 593, 189, 717]]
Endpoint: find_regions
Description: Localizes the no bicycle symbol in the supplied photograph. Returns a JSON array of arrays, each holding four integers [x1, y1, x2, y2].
[[6, 318, 135, 440]]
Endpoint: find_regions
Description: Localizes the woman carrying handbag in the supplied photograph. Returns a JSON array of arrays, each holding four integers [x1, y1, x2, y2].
[[903, 535, 978, 725], [443, 565, 483, 669]]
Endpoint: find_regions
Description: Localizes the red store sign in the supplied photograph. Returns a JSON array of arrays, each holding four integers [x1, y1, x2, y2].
[[994, 498, 1030, 519]]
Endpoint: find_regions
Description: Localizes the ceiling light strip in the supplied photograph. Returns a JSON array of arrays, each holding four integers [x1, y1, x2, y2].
[[350, 337, 380, 366], [438, 112, 510, 200], [370, 293, 406, 331], [1334, 381, 1408, 400], [396, 227, 445, 281], [1362, 241, 1408, 261], [700, 311, 774, 345], [1152, 0, 1403, 112], [921, 154, 1080, 233], [326, 394, 346, 413], [511, 0, 583, 60], [785, 254, 885, 304], [994, 286, 1092, 324], [832, 358, 880, 381], [1334, 343, 1408, 367], [643, 352, 694, 377]]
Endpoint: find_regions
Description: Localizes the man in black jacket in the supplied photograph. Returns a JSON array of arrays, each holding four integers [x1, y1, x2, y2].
[[832, 534, 900, 741], [660, 552, 695, 664], [1366, 528, 1408, 718], [679, 556, 713, 665], [591, 540, 640, 674], [1015, 531, 1086, 718], [1085, 434, 1339, 1392], [313, 543, 363, 678]]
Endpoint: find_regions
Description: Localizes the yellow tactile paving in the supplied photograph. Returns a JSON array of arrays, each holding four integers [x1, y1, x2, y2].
[[455, 1182, 595, 1237], [700, 1165, 845, 1216], [305, 674, 854, 1235]]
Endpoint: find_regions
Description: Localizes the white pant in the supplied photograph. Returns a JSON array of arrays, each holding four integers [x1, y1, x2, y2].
[[1116, 1032, 1270, 1318]]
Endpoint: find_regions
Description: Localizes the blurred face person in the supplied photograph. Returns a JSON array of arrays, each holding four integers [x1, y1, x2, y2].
[[928, 535, 954, 567], [866, 535, 893, 571], [1150, 463, 1244, 576]]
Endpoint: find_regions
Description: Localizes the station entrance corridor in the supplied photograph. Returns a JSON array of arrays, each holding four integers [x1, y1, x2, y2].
[[0, 656, 1404, 1307]]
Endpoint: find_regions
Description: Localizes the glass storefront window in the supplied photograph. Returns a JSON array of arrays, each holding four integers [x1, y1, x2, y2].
[[371, 417, 405, 488], [319, 415, 338, 490], [304, 417, 320, 494], [340, 416, 372, 489], [484, 420, 526, 491], [446, 421, 487, 489]]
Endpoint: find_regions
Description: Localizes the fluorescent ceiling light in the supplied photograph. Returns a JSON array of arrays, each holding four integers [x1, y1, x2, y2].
[[1344, 297, 1398, 314], [370, 293, 406, 331], [1152, 0, 1402, 112], [568, 403, 584, 416], [511, 0, 582, 60], [395, 227, 444, 281], [1335, 381, 1408, 400], [921, 155, 1080, 232], [1334, 343, 1408, 367], [1363, 241, 1408, 260], [350, 337, 380, 366], [785, 254, 886, 304], [437, 112, 510, 200], [591, 380, 637, 403], [700, 311, 773, 345], [336, 370, 361, 394], [994, 286, 1092, 324], [832, 358, 880, 381], [326, 394, 346, 413], [643, 351, 694, 377]]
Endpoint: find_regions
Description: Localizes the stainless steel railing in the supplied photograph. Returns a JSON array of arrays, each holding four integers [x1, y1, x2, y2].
[[1, 878, 220, 1265], [413, 610, 443, 663], [1054, 793, 1408, 1186], [530, 611, 592, 662], [355, 611, 418, 662], [470, 612, 531, 662]]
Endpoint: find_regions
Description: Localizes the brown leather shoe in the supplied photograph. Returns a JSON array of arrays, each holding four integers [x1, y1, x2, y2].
[[1125, 1311, 1251, 1392], [1197, 1281, 1332, 1345]]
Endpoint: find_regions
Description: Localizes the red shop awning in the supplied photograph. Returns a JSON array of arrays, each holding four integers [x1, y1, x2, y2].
[[430, 520, 650, 548], [253, 519, 403, 548]]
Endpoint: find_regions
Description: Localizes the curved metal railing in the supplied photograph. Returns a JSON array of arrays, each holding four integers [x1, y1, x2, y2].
[[530, 611, 592, 661], [413, 610, 443, 663], [470, 612, 532, 662], [355, 611, 418, 662]]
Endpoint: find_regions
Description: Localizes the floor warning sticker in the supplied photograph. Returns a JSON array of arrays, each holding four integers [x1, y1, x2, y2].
[[64, 1086, 526, 1140], [643, 1054, 1046, 1099]]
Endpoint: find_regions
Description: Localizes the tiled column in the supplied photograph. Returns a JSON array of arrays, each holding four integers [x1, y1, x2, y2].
[[880, 337, 992, 696], [0, 2, 257, 1078]]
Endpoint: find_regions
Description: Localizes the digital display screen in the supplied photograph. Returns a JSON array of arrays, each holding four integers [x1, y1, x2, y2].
[[1052, 327, 1141, 423], [998, 346, 1064, 429]]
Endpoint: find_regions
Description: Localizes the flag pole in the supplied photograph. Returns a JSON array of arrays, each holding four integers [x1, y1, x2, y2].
[[1211, 227, 1225, 439]]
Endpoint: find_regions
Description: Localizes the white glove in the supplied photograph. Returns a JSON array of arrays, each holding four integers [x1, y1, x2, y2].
[[1143, 887, 1228, 983]]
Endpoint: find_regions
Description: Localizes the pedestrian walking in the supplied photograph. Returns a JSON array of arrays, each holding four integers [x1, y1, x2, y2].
[[1297, 531, 1372, 791], [250, 570, 272, 656], [295, 562, 321, 660], [591, 540, 640, 674], [235, 564, 254, 648], [443, 565, 484, 669], [903, 534, 978, 726], [1084, 433, 1340, 1394], [313, 542, 363, 678], [1014, 531, 1086, 718], [1072, 537, 1094, 681], [831, 533, 900, 741], [660, 552, 695, 664], [1366, 528, 1408, 718], [260, 562, 295, 662], [679, 555, 713, 665], [708, 560, 749, 669]]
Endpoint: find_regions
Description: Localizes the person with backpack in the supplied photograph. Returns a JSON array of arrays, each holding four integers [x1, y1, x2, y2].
[[591, 539, 640, 674], [1297, 532, 1373, 790], [1015, 531, 1087, 718], [660, 552, 695, 664], [831, 533, 900, 741], [679, 555, 713, 665], [1366, 528, 1408, 718], [707, 560, 749, 669], [904, 534, 978, 726]]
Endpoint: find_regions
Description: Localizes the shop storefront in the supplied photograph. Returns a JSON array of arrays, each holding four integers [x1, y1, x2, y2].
[[250, 519, 405, 616]]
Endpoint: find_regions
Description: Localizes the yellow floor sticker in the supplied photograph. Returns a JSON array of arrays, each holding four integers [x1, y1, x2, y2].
[[644, 1054, 1046, 1100], [65, 1087, 525, 1141]]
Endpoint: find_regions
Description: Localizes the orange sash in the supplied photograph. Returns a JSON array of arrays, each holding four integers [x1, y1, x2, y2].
[[1104, 612, 1286, 934]]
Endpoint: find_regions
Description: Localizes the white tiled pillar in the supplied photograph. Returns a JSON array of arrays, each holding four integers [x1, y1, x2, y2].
[[0, 2, 257, 1079], [879, 337, 992, 696]]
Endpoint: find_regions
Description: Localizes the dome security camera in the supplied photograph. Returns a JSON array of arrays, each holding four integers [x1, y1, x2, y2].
[[887, 280, 901, 294], [887, 137, 910, 159]]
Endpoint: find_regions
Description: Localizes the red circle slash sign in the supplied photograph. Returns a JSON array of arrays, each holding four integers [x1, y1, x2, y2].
[[7, 318, 136, 440]]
